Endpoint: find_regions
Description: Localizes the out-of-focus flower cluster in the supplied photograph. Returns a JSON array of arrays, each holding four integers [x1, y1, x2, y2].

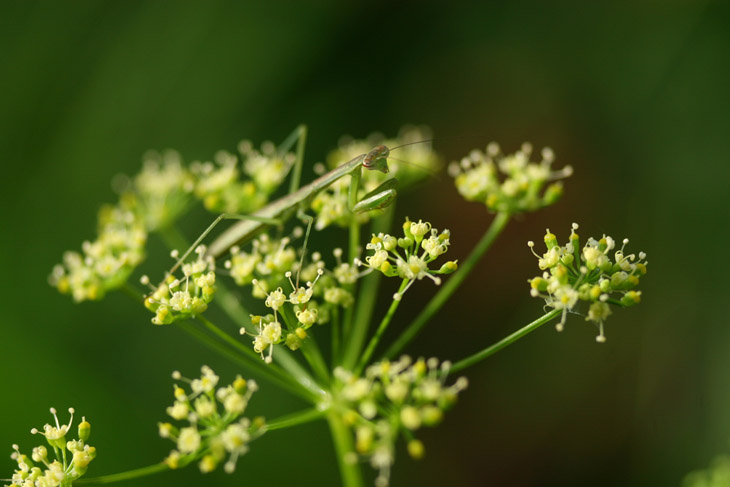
[[311, 125, 440, 230], [191, 140, 294, 214], [683, 451, 730, 487], [528, 223, 647, 342], [334, 356, 468, 487], [358, 217, 457, 301], [242, 246, 357, 362], [224, 235, 298, 295], [50, 137, 294, 303], [143, 245, 216, 325], [449, 142, 572, 214], [6, 407, 95, 487], [49, 206, 146, 302], [122, 149, 195, 231], [159, 366, 265, 474]]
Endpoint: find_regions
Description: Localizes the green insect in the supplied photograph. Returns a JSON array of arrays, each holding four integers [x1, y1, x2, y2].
[[164, 127, 425, 280]]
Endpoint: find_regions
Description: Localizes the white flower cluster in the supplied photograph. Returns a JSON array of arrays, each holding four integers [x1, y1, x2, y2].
[[143, 245, 216, 325], [528, 223, 647, 342], [227, 239, 358, 362], [246, 263, 326, 363], [191, 140, 294, 214], [49, 206, 146, 302], [334, 356, 468, 487], [311, 125, 440, 230], [159, 366, 265, 474], [449, 142, 572, 213], [6, 408, 95, 487], [127, 149, 195, 231], [359, 218, 457, 301], [224, 234, 298, 293]]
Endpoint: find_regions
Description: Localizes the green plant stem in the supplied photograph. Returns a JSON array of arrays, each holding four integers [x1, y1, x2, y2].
[[196, 315, 323, 397], [266, 407, 326, 431], [76, 463, 169, 484], [348, 167, 362, 264], [178, 321, 313, 401], [288, 124, 307, 194], [355, 279, 409, 374], [450, 308, 561, 373], [342, 166, 363, 359], [280, 306, 330, 384], [342, 205, 394, 370], [384, 211, 511, 359], [332, 306, 341, 366], [327, 412, 364, 487]]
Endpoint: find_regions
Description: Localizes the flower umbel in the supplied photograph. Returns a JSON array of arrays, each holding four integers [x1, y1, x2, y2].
[[527, 223, 648, 342], [246, 264, 325, 363], [160, 367, 265, 474], [450, 142, 572, 213], [334, 356, 467, 487], [190, 140, 294, 214], [358, 217, 457, 301], [6, 407, 96, 487], [143, 245, 216, 325], [49, 207, 147, 303]]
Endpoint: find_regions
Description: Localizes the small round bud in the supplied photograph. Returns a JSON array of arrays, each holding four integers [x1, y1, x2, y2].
[[408, 439, 425, 459]]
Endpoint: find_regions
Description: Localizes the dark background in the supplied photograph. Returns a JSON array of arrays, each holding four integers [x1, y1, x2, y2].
[[1, 2, 729, 486]]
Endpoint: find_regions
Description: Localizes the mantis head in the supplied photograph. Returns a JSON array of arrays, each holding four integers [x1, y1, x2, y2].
[[363, 145, 390, 173]]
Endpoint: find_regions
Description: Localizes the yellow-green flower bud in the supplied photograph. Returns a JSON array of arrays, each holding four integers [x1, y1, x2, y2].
[[621, 290, 641, 306], [544, 230, 558, 249], [408, 439, 425, 460], [438, 261, 458, 274], [78, 417, 91, 442]]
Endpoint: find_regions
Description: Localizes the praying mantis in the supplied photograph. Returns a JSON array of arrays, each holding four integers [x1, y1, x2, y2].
[[165, 125, 427, 279]]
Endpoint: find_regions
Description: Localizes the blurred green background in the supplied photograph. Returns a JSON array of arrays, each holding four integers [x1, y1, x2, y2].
[[1, 1, 729, 486]]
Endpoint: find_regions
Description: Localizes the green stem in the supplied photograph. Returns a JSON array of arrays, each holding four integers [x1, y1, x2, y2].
[[332, 306, 341, 366], [450, 308, 561, 373], [342, 205, 394, 370], [196, 315, 323, 397], [327, 412, 364, 487], [214, 279, 252, 330], [356, 279, 409, 374], [280, 306, 330, 384], [266, 407, 326, 431], [384, 211, 511, 359], [177, 321, 315, 402], [348, 167, 362, 264], [76, 462, 168, 484], [288, 125, 307, 194]]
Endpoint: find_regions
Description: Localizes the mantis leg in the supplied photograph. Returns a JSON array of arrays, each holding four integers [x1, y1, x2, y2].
[[295, 208, 314, 288], [164, 212, 282, 280], [165, 125, 308, 281]]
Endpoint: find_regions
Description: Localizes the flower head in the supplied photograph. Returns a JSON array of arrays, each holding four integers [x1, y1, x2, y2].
[[527, 223, 648, 342], [450, 142, 572, 213], [190, 140, 294, 214], [161, 367, 265, 474], [49, 206, 147, 302], [358, 218, 457, 301], [143, 245, 216, 325], [7, 407, 96, 486], [334, 356, 467, 486]]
